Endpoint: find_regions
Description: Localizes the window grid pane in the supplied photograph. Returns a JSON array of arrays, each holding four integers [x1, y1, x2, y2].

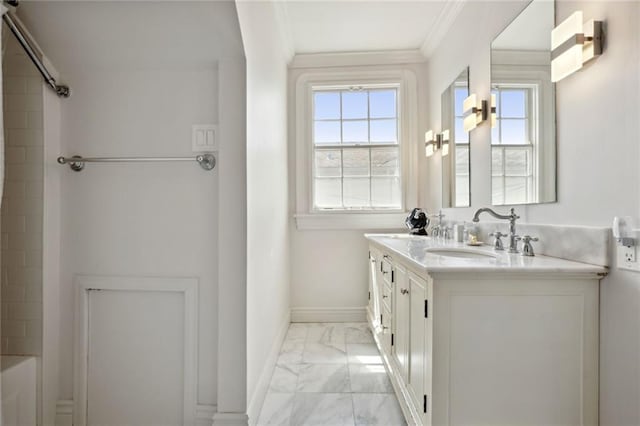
[[312, 86, 401, 210], [491, 85, 536, 204]]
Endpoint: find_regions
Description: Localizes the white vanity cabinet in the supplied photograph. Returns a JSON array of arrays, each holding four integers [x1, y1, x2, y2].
[[365, 235, 604, 426]]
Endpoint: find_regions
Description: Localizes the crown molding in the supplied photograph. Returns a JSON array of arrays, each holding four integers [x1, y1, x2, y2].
[[420, 0, 467, 59], [290, 49, 426, 69]]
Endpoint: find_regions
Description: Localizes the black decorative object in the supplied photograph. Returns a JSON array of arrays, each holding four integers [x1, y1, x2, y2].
[[405, 208, 429, 236]]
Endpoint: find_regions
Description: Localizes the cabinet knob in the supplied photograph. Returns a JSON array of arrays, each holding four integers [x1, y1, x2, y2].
[[382, 295, 388, 299], [401, 288, 409, 295]]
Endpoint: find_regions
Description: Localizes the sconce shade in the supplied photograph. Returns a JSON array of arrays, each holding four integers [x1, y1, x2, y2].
[[425, 143, 434, 157], [425, 130, 443, 157], [425, 130, 434, 142], [441, 129, 450, 156], [425, 130, 435, 157], [551, 11, 603, 82], [463, 94, 488, 132]]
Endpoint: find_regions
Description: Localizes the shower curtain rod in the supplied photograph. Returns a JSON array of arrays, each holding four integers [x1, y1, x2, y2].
[[2, 10, 70, 98]]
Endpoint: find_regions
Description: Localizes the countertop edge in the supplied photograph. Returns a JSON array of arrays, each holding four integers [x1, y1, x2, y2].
[[365, 234, 608, 277]]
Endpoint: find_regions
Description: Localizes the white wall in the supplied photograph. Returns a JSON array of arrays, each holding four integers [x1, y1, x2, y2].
[[57, 67, 220, 410], [214, 56, 248, 425], [235, 1, 291, 422], [290, 230, 371, 313], [425, 2, 640, 424], [288, 61, 428, 318]]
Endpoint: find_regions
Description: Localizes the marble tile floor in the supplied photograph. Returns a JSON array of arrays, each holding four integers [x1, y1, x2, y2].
[[257, 322, 407, 426]]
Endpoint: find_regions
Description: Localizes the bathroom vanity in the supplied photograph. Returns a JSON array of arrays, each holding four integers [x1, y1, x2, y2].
[[366, 234, 605, 426]]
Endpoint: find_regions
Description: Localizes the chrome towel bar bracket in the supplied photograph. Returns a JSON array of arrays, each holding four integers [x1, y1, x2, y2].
[[57, 154, 216, 172]]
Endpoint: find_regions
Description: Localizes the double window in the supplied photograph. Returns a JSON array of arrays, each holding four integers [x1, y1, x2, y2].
[[312, 85, 402, 211]]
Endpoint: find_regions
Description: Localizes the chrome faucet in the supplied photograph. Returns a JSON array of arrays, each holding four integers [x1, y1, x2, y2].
[[472, 207, 520, 253], [428, 210, 445, 238]]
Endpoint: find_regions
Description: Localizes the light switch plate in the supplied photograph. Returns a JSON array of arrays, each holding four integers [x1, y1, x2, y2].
[[192, 124, 218, 152]]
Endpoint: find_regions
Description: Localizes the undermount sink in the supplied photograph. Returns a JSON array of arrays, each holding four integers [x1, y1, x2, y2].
[[425, 247, 498, 259]]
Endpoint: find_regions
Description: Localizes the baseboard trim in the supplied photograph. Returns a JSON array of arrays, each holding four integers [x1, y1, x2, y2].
[[290, 307, 367, 323], [196, 404, 217, 426], [55, 400, 73, 426], [212, 412, 249, 426], [247, 311, 291, 425], [56, 400, 217, 426]]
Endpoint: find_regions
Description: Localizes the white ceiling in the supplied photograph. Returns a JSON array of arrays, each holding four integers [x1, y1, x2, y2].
[[279, 0, 458, 55], [492, 0, 554, 51], [15, 1, 244, 73], [11, 0, 467, 75]]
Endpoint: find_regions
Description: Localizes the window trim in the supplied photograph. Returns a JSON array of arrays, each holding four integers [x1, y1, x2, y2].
[[294, 69, 418, 230]]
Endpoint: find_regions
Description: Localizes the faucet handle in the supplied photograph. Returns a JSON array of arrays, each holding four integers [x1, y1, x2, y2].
[[443, 226, 453, 240], [489, 231, 506, 251], [520, 235, 538, 257]]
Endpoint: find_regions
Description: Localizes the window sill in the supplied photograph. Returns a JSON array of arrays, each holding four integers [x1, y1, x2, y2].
[[294, 212, 408, 231]]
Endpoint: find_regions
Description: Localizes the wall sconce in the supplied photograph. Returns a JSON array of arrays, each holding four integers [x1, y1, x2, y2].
[[425, 130, 442, 157], [551, 11, 603, 82], [462, 94, 488, 132], [441, 129, 450, 156]]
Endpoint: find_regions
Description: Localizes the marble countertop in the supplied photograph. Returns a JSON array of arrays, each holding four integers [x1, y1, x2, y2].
[[365, 233, 607, 275]]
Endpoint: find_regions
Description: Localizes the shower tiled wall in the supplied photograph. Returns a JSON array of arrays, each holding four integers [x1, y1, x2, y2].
[[1, 34, 43, 355]]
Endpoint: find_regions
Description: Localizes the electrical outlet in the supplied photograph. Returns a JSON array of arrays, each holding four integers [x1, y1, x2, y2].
[[617, 229, 640, 272]]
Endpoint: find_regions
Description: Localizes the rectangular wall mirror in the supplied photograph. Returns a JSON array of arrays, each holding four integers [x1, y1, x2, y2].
[[441, 67, 470, 208], [490, 0, 556, 205]]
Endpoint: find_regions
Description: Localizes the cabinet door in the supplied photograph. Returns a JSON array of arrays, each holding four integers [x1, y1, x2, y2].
[[367, 250, 378, 323], [409, 272, 431, 425], [393, 263, 410, 380]]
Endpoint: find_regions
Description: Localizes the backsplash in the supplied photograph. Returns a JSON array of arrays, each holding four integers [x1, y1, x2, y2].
[[471, 222, 610, 268]]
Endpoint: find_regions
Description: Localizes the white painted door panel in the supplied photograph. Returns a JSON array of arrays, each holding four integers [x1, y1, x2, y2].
[[87, 290, 185, 426], [447, 293, 584, 425]]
